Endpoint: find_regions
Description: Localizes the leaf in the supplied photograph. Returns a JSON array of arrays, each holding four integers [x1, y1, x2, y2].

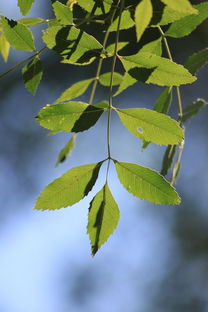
[[115, 161, 180, 205], [182, 99, 207, 123], [120, 52, 196, 86], [135, 0, 152, 41], [139, 38, 162, 56], [108, 10, 135, 32], [106, 42, 128, 56], [35, 162, 102, 210], [161, 145, 176, 176], [22, 57, 43, 95], [166, 2, 208, 38], [36, 101, 106, 133], [77, 0, 112, 15], [52, 1, 73, 25], [54, 79, 93, 103], [42, 25, 103, 65], [1, 17, 35, 51], [18, 0, 35, 16], [18, 18, 47, 27], [56, 134, 76, 166], [116, 107, 183, 145], [184, 48, 208, 75], [142, 87, 172, 149], [160, 0, 198, 15], [99, 72, 122, 87], [87, 183, 120, 256], [0, 33, 10, 62]]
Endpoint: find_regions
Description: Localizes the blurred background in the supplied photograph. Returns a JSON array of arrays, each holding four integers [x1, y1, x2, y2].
[[0, 1, 208, 311]]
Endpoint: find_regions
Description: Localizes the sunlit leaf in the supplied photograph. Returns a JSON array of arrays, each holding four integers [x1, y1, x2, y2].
[[108, 10, 135, 32], [18, 0, 35, 16], [22, 57, 43, 95], [160, 0, 198, 14], [99, 72, 122, 86], [77, 0, 112, 15], [52, 1, 73, 25], [87, 183, 119, 256], [54, 79, 93, 103], [139, 38, 162, 56], [35, 162, 102, 210], [106, 42, 128, 56], [115, 161, 180, 204], [116, 107, 183, 145], [0, 33, 10, 62], [1, 17, 35, 51], [184, 48, 208, 75], [151, 3, 190, 26], [135, 0, 152, 41], [56, 134, 76, 166], [18, 18, 47, 27], [166, 2, 208, 38], [36, 101, 106, 133]]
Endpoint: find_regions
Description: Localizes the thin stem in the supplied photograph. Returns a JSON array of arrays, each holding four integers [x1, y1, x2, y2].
[[106, 0, 124, 182], [0, 46, 46, 80], [89, 6, 118, 105]]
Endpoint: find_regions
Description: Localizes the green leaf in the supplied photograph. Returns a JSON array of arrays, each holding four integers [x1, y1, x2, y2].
[[18, 0, 35, 16], [116, 107, 183, 145], [184, 48, 208, 75], [54, 79, 93, 103], [120, 52, 196, 86], [18, 18, 47, 27], [106, 42, 128, 56], [42, 25, 102, 65], [22, 56, 43, 95], [142, 87, 172, 149], [166, 2, 208, 38], [56, 134, 76, 166], [35, 162, 102, 210], [77, 0, 112, 15], [160, 0, 198, 14], [182, 99, 207, 122], [99, 72, 123, 87], [87, 183, 120, 256], [52, 1, 73, 25], [135, 0, 153, 41], [108, 10, 135, 32], [0, 33, 10, 62], [1, 17, 35, 51], [139, 38, 162, 56], [36, 101, 106, 133], [152, 6, 190, 26], [115, 161, 180, 205], [161, 145, 176, 176]]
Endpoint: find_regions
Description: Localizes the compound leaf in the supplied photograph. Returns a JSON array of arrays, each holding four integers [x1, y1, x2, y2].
[[1, 17, 35, 51], [22, 56, 43, 95], [135, 0, 152, 41], [54, 79, 93, 103], [115, 161, 180, 205], [56, 134, 76, 166], [36, 101, 105, 133], [166, 2, 208, 38], [35, 162, 102, 210], [87, 183, 119, 256], [18, 0, 35, 16], [116, 107, 183, 145]]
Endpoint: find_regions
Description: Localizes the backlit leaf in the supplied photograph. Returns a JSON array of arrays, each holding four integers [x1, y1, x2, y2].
[[42, 25, 102, 65], [77, 0, 112, 15], [18, 0, 35, 16], [52, 1, 73, 25], [0, 33, 10, 62], [36, 101, 106, 133], [18, 18, 47, 27], [99, 72, 122, 86], [135, 0, 152, 41], [160, 0, 198, 15], [54, 79, 93, 103], [184, 48, 208, 75], [106, 42, 128, 56], [166, 2, 208, 38], [139, 38, 162, 56], [1, 17, 35, 51], [35, 162, 102, 210], [151, 4, 190, 26], [22, 57, 43, 95], [115, 161, 180, 204], [87, 183, 119, 256], [56, 134, 76, 166], [108, 10, 135, 32], [116, 107, 183, 145]]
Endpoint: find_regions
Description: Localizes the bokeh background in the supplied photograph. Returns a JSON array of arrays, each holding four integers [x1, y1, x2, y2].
[[0, 1, 208, 311]]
